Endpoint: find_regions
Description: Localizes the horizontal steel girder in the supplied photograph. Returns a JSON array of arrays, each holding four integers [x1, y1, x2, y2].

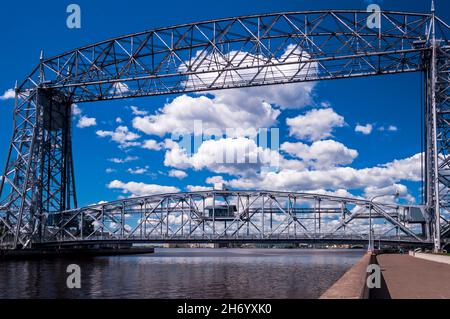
[[16, 11, 449, 102]]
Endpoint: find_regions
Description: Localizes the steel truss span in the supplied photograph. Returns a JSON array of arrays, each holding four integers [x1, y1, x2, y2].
[[0, 10, 449, 250], [30, 191, 431, 247]]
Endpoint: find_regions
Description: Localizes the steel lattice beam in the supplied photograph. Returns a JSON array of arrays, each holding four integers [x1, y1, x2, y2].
[[35, 190, 430, 247]]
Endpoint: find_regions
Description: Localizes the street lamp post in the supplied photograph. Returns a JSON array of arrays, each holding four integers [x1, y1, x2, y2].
[[368, 192, 400, 253]]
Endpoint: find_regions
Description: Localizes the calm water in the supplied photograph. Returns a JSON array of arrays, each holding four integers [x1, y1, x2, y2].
[[0, 248, 364, 299]]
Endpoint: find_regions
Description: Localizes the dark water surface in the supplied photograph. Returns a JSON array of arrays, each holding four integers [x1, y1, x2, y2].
[[0, 248, 364, 299]]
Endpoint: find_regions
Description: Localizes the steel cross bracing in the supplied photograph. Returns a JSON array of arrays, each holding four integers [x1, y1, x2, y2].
[[0, 10, 449, 249], [35, 190, 430, 246], [16, 11, 450, 101]]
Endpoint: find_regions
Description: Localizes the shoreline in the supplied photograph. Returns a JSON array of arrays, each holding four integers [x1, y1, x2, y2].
[[0, 246, 155, 261]]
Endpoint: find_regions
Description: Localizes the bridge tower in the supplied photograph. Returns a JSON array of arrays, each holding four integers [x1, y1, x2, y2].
[[0, 54, 77, 248]]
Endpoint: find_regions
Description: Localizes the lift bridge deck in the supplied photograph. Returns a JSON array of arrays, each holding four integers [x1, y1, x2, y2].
[[19, 190, 439, 250]]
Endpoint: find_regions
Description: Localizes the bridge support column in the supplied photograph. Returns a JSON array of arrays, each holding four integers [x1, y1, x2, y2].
[[425, 12, 450, 252], [0, 87, 77, 249]]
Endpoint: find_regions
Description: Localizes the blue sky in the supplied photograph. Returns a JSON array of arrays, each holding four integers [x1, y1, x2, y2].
[[0, 0, 449, 207]]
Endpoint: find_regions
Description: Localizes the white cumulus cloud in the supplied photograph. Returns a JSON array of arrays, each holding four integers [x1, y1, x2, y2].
[[72, 104, 97, 129], [127, 166, 149, 175], [130, 106, 148, 116], [379, 125, 398, 132], [142, 139, 162, 151], [168, 169, 188, 179], [164, 137, 288, 177], [224, 153, 422, 194], [132, 93, 280, 137], [281, 140, 358, 168], [181, 44, 318, 109], [109, 156, 139, 164], [132, 45, 319, 138], [355, 123, 373, 135], [363, 184, 415, 203], [77, 116, 97, 128], [108, 180, 179, 197], [72, 104, 82, 116], [186, 185, 212, 192], [96, 126, 141, 148], [0, 88, 15, 100], [287, 108, 345, 141], [110, 82, 130, 96]]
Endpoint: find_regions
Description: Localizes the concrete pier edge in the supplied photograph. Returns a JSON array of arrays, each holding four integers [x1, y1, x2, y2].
[[320, 252, 374, 299]]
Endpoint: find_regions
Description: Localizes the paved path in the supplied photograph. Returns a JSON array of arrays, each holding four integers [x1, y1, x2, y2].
[[376, 254, 450, 299]]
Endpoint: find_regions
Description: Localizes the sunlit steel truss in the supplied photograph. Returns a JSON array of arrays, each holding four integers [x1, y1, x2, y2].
[[0, 10, 449, 250], [26, 190, 430, 248]]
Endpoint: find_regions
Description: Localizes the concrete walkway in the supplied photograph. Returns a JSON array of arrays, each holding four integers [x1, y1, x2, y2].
[[376, 254, 450, 299]]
